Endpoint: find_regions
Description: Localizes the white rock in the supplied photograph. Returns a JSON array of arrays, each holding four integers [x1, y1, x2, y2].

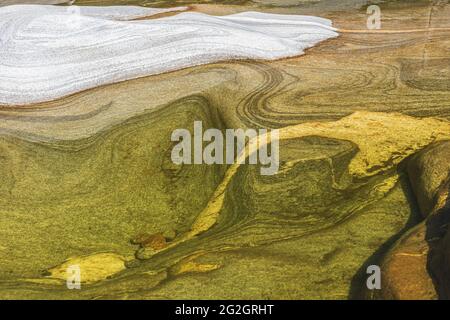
[[0, 5, 338, 105], [0, 1, 70, 6]]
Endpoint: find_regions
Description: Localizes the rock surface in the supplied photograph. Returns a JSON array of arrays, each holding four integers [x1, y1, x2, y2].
[[377, 141, 450, 299]]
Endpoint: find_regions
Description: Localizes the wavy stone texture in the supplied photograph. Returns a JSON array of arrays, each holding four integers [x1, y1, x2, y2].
[[0, 5, 337, 105]]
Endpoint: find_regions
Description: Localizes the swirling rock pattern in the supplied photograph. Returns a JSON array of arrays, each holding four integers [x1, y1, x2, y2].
[[0, 0, 450, 300]]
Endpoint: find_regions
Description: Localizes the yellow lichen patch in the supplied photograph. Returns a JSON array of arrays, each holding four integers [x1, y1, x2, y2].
[[47, 253, 127, 284], [169, 252, 221, 276]]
